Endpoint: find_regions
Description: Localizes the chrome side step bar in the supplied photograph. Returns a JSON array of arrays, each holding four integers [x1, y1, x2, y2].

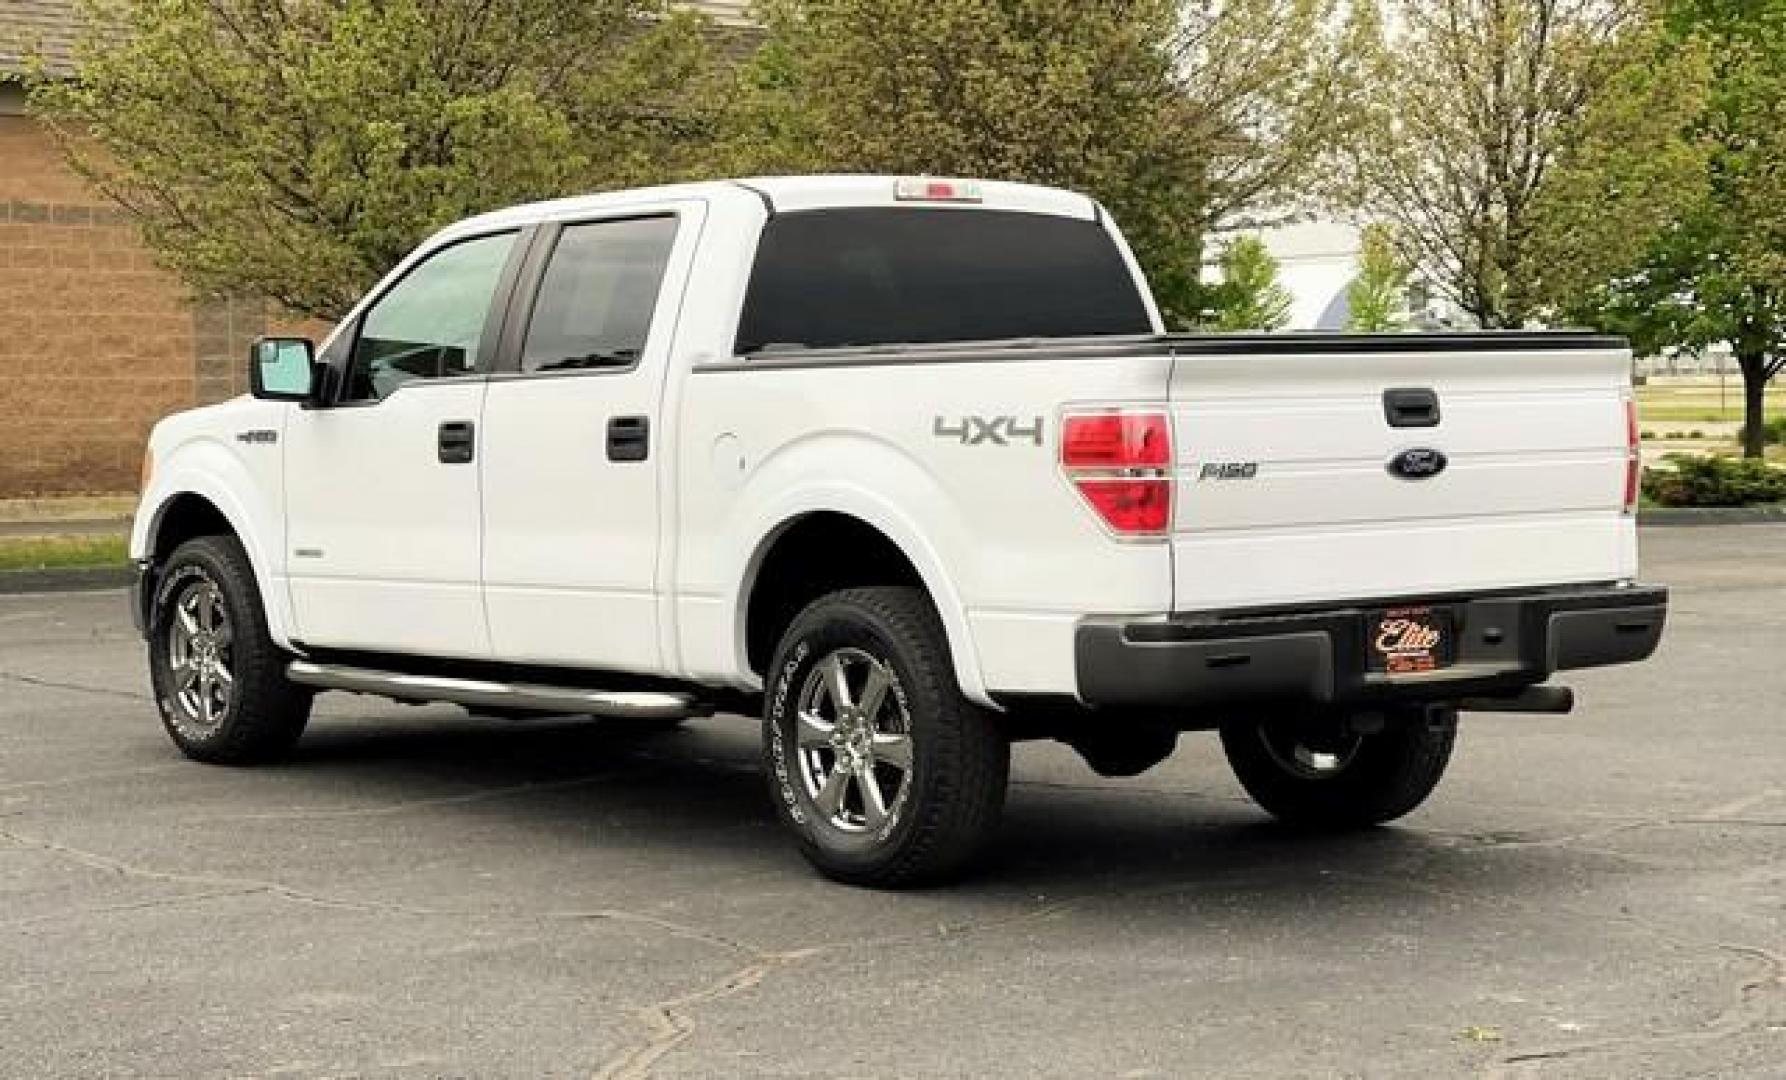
[[286, 660, 710, 720]]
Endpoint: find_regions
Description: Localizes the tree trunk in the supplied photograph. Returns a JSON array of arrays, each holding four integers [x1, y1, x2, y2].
[[1738, 351, 1769, 459]]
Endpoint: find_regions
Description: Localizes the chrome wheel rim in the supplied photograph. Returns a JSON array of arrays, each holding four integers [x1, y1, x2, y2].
[[166, 577, 234, 731], [1259, 726, 1362, 779], [794, 648, 914, 834]]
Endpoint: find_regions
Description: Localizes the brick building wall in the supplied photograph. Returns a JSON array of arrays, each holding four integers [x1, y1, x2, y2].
[[0, 86, 268, 496], [0, 0, 755, 497]]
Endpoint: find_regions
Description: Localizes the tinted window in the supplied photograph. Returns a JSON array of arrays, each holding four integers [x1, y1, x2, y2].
[[734, 209, 1151, 354], [520, 216, 678, 373], [345, 231, 517, 401]]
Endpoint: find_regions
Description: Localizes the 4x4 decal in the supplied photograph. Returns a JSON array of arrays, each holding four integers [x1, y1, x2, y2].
[[933, 415, 1044, 447]]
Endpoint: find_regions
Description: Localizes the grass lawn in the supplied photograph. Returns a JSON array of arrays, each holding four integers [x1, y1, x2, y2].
[[0, 535, 130, 572], [1637, 380, 1786, 424]]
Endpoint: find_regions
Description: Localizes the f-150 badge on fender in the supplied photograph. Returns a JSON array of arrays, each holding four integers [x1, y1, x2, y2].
[[933, 416, 1043, 446]]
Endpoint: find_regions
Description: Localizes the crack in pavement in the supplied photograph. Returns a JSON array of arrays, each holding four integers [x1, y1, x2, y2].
[[0, 669, 150, 702], [1486, 944, 1786, 1075], [0, 886, 268, 930], [588, 897, 1081, 1080], [1411, 814, 1786, 860], [1320, 857, 1786, 1077], [592, 950, 819, 1080], [12, 809, 1077, 1080], [0, 825, 773, 956], [7, 733, 1779, 1076], [0, 763, 188, 795], [182, 772, 627, 823], [10, 806, 1778, 1078], [1702, 788, 1783, 820], [587, 844, 1765, 1080], [0, 824, 485, 920]]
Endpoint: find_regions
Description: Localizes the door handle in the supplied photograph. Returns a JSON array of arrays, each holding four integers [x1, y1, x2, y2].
[[1383, 388, 1441, 428], [438, 420, 476, 464], [607, 416, 649, 462]]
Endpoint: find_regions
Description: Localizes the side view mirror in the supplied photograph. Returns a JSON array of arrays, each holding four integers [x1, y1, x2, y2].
[[250, 337, 317, 402]]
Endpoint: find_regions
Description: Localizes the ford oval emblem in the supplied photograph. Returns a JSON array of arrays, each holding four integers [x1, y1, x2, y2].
[[1388, 448, 1448, 479]]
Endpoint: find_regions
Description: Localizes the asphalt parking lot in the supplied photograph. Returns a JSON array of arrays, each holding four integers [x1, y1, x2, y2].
[[2, 526, 1782, 1078]]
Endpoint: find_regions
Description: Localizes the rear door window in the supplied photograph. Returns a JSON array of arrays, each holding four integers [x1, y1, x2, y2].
[[734, 208, 1151, 355], [519, 216, 678, 374]]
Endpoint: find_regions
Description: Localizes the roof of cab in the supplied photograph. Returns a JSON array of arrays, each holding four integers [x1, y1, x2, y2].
[[438, 175, 1100, 242]]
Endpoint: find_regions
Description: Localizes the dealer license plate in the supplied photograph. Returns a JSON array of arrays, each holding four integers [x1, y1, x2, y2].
[[1367, 607, 1455, 674]]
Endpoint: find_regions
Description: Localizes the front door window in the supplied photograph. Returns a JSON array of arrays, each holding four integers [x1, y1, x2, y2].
[[343, 231, 518, 402]]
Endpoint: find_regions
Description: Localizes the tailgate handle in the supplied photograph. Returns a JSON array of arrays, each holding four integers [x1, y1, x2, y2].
[[1383, 388, 1441, 428]]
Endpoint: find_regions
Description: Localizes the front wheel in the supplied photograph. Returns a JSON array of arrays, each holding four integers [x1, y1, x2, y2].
[[1219, 707, 1456, 828], [763, 587, 1009, 887], [148, 535, 312, 764]]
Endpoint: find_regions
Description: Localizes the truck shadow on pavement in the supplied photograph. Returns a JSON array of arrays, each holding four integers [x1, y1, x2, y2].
[[270, 710, 1583, 912]]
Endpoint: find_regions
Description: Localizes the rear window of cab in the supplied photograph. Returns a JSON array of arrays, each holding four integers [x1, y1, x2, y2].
[[733, 208, 1152, 355]]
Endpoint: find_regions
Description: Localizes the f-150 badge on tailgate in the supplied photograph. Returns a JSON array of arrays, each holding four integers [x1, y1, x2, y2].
[[1199, 462, 1259, 480], [933, 416, 1043, 446]]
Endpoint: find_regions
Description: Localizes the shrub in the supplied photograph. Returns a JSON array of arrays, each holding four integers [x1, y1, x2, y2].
[[1737, 416, 1786, 446], [1641, 454, 1786, 507]]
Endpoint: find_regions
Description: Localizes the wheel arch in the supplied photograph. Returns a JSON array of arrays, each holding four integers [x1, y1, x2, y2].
[[133, 459, 292, 647], [143, 493, 237, 563], [736, 506, 991, 707]]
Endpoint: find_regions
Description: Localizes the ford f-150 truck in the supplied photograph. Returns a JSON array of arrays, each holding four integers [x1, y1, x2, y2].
[[130, 175, 1667, 886]]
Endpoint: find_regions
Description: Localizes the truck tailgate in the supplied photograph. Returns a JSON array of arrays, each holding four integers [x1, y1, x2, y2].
[[1167, 335, 1638, 612]]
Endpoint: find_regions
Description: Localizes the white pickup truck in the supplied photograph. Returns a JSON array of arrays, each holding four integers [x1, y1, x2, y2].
[[130, 175, 1666, 886]]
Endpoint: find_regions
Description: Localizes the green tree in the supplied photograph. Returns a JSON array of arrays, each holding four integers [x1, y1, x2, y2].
[[1345, 0, 1709, 328], [729, 0, 1375, 328], [1576, 0, 1786, 458], [1345, 224, 1408, 331], [28, 0, 722, 319], [1209, 236, 1294, 331]]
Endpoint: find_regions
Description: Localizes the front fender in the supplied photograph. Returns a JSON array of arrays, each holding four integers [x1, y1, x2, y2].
[[134, 434, 293, 648]]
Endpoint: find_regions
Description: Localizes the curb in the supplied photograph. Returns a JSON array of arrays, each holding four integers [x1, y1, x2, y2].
[[0, 518, 130, 539], [1639, 506, 1786, 527], [0, 566, 133, 595]]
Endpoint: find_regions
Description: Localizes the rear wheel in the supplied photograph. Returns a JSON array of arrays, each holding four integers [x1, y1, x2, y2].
[[1219, 707, 1456, 828], [148, 535, 312, 763], [763, 587, 1009, 887]]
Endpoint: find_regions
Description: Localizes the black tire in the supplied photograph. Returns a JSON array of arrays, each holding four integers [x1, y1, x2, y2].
[[763, 586, 1009, 887], [148, 534, 312, 764], [1219, 708, 1456, 828]]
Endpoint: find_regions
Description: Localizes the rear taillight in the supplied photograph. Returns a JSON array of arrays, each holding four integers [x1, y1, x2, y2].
[[1061, 411, 1172, 536], [1623, 397, 1640, 514]]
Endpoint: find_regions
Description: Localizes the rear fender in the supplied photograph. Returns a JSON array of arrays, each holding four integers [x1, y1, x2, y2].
[[718, 436, 990, 707]]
